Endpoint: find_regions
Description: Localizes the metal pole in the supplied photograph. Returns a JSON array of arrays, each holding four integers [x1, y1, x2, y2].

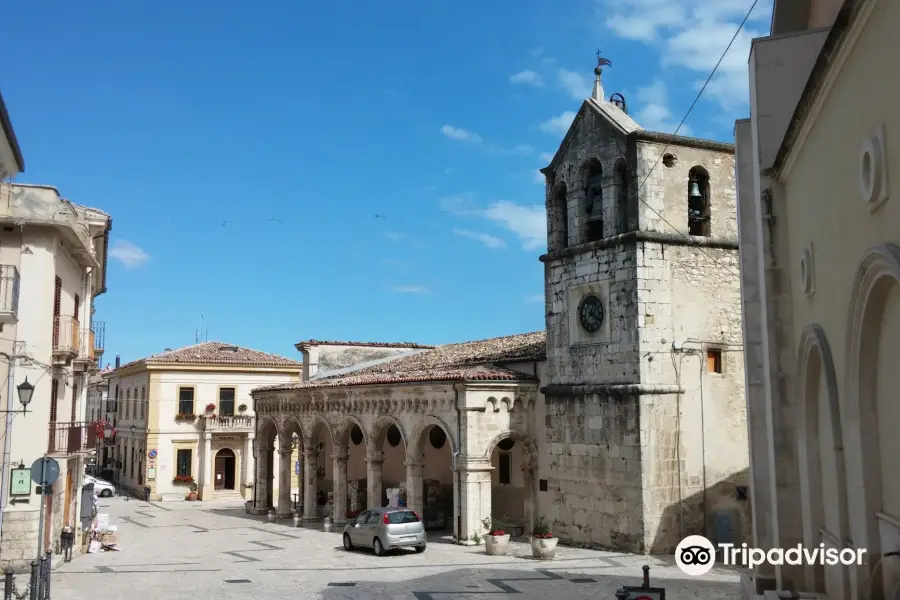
[[42, 550, 50, 600], [36, 554, 46, 600], [35, 458, 46, 560], [27, 560, 38, 600], [0, 348, 17, 546], [4, 567, 12, 600]]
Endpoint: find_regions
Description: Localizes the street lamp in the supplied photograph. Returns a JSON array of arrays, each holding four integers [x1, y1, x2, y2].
[[0, 377, 34, 415]]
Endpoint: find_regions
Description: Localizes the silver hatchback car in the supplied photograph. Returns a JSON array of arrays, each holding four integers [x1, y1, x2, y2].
[[342, 507, 426, 556]]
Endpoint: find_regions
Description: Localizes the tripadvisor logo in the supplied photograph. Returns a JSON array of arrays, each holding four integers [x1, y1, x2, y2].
[[675, 535, 867, 576]]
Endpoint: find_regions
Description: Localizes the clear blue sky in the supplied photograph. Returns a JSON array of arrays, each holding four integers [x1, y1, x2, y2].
[[3, 0, 770, 365]]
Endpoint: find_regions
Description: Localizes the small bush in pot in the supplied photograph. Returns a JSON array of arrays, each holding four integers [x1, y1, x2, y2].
[[531, 516, 558, 560], [238, 403, 248, 413], [482, 516, 510, 555]]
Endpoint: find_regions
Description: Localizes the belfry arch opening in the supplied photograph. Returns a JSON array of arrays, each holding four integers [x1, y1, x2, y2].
[[552, 183, 569, 251], [688, 165, 711, 237], [583, 159, 604, 242]]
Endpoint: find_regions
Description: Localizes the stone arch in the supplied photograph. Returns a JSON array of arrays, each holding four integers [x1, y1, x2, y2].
[[796, 323, 849, 595], [335, 415, 367, 445], [482, 429, 538, 467], [305, 414, 334, 451], [408, 415, 457, 459], [845, 243, 900, 586], [280, 416, 304, 449], [257, 415, 278, 442], [370, 415, 407, 451]]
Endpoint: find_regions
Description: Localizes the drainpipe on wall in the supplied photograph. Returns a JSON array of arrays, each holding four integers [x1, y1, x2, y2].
[[0, 348, 18, 546]]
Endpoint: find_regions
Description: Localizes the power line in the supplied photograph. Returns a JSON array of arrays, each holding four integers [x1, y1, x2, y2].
[[624, 0, 762, 280]]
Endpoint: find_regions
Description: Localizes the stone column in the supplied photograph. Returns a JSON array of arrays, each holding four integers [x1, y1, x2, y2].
[[404, 459, 424, 517], [200, 433, 213, 500], [366, 452, 384, 509], [332, 453, 348, 524], [253, 439, 269, 513], [303, 449, 317, 520], [456, 460, 492, 545], [243, 433, 255, 502], [277, 448, 293, 516]]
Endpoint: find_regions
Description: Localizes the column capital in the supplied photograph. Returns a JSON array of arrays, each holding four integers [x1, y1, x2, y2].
[[204, 433, 212, 442], [403, 459, 424, 469], [279, 447, 292, 457], [334, 453, 349, 463]]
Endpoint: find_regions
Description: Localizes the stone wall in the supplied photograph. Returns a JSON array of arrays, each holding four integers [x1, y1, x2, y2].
[[0, 509, 41, 570], [544, 393, 644, 551]]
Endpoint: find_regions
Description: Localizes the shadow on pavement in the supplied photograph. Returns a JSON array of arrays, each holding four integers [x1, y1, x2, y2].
[[316, 565, 742, 599]]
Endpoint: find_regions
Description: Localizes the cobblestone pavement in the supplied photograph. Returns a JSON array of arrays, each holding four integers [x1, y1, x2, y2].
[[49, 498, 744, 600]]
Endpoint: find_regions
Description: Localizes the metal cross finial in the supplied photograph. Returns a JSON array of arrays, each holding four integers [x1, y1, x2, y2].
[[595, 49, 612, 69]]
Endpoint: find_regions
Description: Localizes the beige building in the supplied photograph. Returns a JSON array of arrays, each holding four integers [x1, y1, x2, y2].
[[736, 0, 899, 598], [106, 342, 302, 502], [0, 183, 111, 569], [0, 92, 24, 180], [251, 61, 750, 553]]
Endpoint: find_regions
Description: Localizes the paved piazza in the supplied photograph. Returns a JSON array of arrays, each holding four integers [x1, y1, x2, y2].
[[50, 498, 744, 600]]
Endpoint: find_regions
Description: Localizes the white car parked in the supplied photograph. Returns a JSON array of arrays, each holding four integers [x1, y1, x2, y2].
[[84, 475, 116, 497]]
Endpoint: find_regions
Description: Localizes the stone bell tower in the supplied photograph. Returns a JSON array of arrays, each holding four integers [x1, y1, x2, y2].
[[537, 54, 750, 554]]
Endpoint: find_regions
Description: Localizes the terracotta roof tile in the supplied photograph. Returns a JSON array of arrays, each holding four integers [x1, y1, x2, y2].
[[295, 340, 434, 351], [257, 331, 546, 392], [116, 342, 302, 371]]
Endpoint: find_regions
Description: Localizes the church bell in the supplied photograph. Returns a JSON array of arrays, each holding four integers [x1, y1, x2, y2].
[[688, 180, 702, 199]]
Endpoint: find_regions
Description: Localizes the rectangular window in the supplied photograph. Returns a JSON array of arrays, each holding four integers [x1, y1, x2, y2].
[[219, 388, 236, 417], [498, 453, 511, 485], [707, 349, 723, 373], [73, 293, 80, 324], [176, 449, 192, 477], [126, 389, 131, 419], [178, 388, 195, 416]]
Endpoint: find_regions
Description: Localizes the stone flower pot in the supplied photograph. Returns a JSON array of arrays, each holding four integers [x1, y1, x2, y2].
[[485, 533, 510, 556], [531, 536, 558, 560]]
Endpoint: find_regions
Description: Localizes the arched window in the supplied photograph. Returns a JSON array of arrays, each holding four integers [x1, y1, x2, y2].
[[551, 182, 569, 250], [614, 159, 629, 234], [583, 159, 603, 242], [688, 166, 711, 237]]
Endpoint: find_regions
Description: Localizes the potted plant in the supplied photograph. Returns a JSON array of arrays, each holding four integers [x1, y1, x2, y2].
[[204, 402, 216, 414], [531, 516, 558, 560], [483, 516, 510, 555], [185, 482, 198, 501], [238, 403, 248, 413]]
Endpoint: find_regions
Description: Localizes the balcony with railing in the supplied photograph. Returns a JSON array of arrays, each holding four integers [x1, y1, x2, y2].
[[48, 421, 98, 455], [52, 316, 80, 364], [0, 265, 19, 324], [201, 415, 253, 432], [92, 320, 105, 357]]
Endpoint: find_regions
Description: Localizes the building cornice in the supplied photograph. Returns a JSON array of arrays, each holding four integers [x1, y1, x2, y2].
[[539, 230, 738, 263], [773, 0, 877, 180]]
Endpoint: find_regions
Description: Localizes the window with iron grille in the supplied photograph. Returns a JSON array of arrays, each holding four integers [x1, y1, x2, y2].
[[176, 449, 192, 477]]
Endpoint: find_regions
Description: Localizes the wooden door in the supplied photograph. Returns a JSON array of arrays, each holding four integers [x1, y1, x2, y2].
[[214, 457, 225, 490], [63, 469, 73, 525]]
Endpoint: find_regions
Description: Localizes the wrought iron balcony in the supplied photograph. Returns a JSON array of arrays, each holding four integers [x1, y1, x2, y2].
[[91, 320, 105, 356], [48, 421, 98, 455], [202, 415, 252, 432], [52, 316, 80, 363], [0, 265, 19, 324]]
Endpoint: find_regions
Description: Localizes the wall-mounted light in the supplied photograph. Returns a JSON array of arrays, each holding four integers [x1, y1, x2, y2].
[[0, 378, 34, 415]]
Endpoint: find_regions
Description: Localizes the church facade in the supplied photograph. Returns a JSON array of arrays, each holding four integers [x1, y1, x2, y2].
[[249, 62, 750, 554]]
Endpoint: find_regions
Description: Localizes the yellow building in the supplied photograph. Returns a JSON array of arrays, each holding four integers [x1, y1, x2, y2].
[[107, 342, 301, 502]]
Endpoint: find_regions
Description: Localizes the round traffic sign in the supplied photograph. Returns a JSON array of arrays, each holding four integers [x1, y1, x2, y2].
[[30, 457, 60, 487], [148, 449, 158, 459]]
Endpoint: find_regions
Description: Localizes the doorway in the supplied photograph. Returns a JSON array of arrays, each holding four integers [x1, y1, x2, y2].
[[214, 448, 236, 491]]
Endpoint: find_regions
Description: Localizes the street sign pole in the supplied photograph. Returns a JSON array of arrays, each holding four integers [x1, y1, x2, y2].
[[35, 457, 46, 560], [29, 456, 59, 561]]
